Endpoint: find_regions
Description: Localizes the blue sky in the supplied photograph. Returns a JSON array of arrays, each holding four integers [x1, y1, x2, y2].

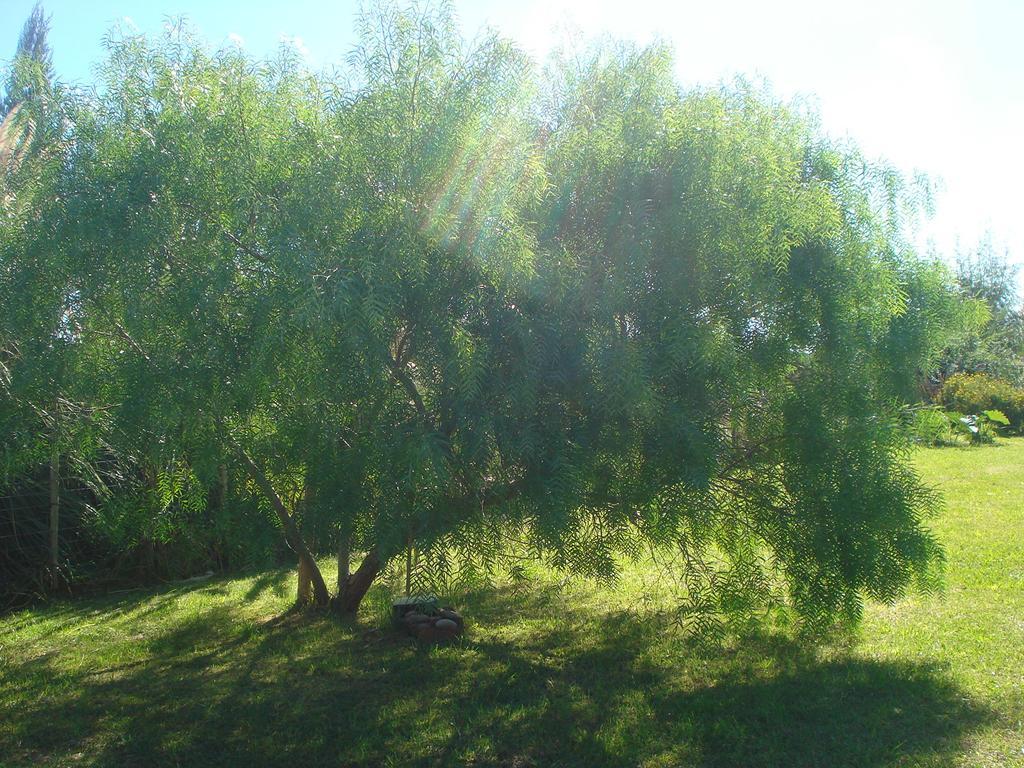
[[6, 0, 1023, 287]]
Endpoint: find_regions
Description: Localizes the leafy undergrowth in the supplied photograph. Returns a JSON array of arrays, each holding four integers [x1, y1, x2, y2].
[[1, 441, 1022, 767]]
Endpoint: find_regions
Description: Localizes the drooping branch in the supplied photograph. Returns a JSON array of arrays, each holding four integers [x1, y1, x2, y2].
[[384, 349, 430, 423]]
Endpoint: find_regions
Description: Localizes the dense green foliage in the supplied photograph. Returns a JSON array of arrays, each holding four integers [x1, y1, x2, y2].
[[1, 442, 1022, 767], [0, 4, 980, 628]]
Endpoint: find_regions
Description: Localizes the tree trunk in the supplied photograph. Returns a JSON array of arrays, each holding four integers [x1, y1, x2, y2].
[[48, 449, 59, 587], [337, 533, 351, 601], [297, 555, 313, 604], [217, 463, 228, 506], [405, 539, 413, 596], [335, 548, 381, 615], [212, 463, 230, 571], [233, 445, 330, 607]]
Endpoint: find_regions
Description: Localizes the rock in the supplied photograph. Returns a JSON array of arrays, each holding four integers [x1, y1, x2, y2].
[[391, 595, 438, 623], [393, 601, 465, 642], [414, 618, 461, 643], [414, 623, 439, 641], [438, 609, 463, 626], [400, 612, 432, 636]]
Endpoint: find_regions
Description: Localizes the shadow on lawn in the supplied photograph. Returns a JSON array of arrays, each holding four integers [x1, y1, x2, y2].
[[0, 582, 993, 768]]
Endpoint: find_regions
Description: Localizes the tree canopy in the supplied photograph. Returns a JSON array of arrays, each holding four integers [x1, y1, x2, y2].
[[0, 4, 978, 631]]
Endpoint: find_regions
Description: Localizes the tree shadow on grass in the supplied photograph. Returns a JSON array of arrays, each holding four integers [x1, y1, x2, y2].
[[243, 566, 292, 602], [0, 582, 995, 768]]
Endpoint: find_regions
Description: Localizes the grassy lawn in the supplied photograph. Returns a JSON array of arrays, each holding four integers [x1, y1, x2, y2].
[[1, 441, 1022, 767]]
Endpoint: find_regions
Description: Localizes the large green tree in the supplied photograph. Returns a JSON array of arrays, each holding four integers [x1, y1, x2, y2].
[[0, 4, 970, 629]]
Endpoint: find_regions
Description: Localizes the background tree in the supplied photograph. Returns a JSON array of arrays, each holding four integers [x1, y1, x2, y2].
[[2, 2, 53, 118], [936, 239, 1024, 386], [0, 1, 82, 597]]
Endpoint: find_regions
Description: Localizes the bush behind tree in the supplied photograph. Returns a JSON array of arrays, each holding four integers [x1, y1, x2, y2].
[[938, 373, 1024, 433]]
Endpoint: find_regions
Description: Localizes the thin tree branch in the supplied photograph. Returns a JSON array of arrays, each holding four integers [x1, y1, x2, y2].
[[221, 229, 270, 265], [384, 349, 430, 423]]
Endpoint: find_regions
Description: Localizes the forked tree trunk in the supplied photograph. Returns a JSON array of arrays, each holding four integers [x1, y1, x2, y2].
[[334, 548, 382, 615], [233, 446, 330, 607]]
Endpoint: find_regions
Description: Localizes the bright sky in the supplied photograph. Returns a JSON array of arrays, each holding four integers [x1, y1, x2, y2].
[[6, 0, 1023, 288]]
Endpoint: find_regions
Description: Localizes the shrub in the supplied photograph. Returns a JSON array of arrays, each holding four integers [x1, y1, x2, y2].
[[908, 407, 961, 446], [938, 373, 1024, 432]]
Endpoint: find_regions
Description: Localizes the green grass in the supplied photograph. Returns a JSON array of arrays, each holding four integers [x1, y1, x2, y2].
[[1, 441, 1022, 767]]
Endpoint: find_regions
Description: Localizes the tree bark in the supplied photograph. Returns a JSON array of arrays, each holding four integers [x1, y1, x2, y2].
[[335, 548, 381, 615], [217, 463, 228, 506], [48, 449, 59, 587], [297, 555, 313, 604], [405, 538, 413, 596], [337, 533, 351, 600], [233, 446, 330, 607]]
